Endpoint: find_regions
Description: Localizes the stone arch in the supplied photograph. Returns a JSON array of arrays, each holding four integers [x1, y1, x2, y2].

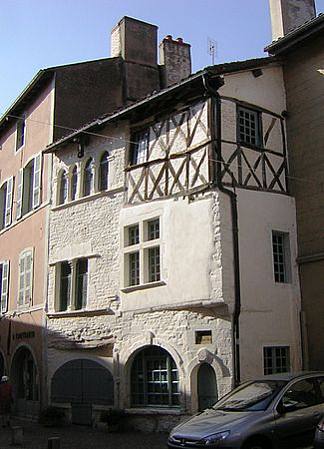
[[56, 167, 68, 205], [50, 358, 114, 407], [119, 335, 185, 409], [187, 349, 231, 414]]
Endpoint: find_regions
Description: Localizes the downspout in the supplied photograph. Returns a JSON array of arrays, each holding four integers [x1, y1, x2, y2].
[[203, 73, 241, 387]]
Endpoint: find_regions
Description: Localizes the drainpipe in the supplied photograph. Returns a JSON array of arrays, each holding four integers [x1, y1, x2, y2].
[[203, 73, 241, 387]]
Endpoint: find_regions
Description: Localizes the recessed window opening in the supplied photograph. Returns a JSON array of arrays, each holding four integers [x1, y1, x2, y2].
[[195, 330, 212, 345], [131, 130, 149, 165], [272, 231, 291, 283], [99, 152, 109, 191], [238, 106, 262, 147], [263, 346, 290, 375]]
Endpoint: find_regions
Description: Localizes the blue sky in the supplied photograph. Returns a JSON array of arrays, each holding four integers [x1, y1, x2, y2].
[[1, 0, 324, 113]]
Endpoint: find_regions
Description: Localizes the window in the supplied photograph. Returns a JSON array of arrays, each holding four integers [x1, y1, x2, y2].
[[58, 170, 68, 205], [0, 261, 10, 314], [237, 106, 262, 147], [57, 258, 88, 312], [0, 178, 13, 230], [18, 249, 33, 306], [195, 330, 212, 345], [99, 152, 109, 191], [281, 379, 318, 411], [123, 218, 161, 288], [16, 118, 25, 151], [263, 346, 290, 375], [16, 154, 42, 219], [272, 231, 291, 283], [131, 346, 179, 407], [71, 166, 78, 201], [130, 130, 149, 165], [83, 158, 94, 197]]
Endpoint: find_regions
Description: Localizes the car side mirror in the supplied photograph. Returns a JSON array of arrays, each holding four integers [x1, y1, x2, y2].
[[277, 401, 295, 415]]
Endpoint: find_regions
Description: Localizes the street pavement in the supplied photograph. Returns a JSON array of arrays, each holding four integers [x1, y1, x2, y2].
[[0, 419, 168, 449]]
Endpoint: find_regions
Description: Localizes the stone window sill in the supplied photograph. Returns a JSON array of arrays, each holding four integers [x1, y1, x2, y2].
[[52, 187, 123, 211], [121, 280, 166, 293], [47, 307, 113, 318]]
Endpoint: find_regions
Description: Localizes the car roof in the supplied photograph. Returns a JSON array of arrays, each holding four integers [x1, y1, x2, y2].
[[253, 371, 324, 382]]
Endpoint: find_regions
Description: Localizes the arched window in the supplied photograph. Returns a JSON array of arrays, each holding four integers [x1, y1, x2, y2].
[[71, 166, 78, 201], [131, 346, 179, 407], [58, 170, 68, 205], [99, 152, 109, 191], [83, 158, 94, 197]]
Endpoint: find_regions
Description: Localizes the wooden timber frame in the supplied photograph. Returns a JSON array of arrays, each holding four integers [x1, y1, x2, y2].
[[125, 93, 288, 204]]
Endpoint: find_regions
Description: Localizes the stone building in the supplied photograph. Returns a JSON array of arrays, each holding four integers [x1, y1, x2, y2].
[[44, 53, 301, 429], [0, 16, 182, 418], [266, 0, 324, 370]]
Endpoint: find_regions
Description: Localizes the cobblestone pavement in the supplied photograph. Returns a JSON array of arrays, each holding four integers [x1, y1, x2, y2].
[[0, 420, 168, 449]]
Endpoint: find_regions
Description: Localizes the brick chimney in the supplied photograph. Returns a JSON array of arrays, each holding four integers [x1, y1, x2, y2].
[[111, 16, 157, 67], [159, 35, 191, 87], [269, 0, 316, 41]]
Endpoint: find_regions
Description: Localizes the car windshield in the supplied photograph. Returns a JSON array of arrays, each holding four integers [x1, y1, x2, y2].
[[213, 380, 287, 412]]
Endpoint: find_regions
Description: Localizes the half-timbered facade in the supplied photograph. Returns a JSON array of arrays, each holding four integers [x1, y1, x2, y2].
[[45, 58, 302, 429]]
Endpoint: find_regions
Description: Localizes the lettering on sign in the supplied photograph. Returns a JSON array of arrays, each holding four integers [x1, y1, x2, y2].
[[13, 331, 35, 340]]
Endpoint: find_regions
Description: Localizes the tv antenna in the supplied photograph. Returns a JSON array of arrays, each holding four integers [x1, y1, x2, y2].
[[207, 37, 217, 65]]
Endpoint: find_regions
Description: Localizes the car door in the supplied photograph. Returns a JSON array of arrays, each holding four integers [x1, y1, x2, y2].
[[274, 378, 320, 449]]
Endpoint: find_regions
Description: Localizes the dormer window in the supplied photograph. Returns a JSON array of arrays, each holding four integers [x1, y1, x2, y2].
[[16, 117, 26, 151]]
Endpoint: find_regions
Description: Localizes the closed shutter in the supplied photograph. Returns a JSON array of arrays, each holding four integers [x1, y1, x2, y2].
[[18, 254, 25, 305], [24, 250, 33, 303], [16, 169, 23, 219], [1, 261, 9, 313], [5, 177, 14, 227], [32, 154, 42, 208]]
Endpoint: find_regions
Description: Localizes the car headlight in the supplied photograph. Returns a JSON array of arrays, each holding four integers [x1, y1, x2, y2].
[[202, 431, 230, 446]]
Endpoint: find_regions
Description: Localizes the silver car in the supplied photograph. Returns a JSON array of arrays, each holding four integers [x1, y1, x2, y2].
[[168, 372, 324, 449]]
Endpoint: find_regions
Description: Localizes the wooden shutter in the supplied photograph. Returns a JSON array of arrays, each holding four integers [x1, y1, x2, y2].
[[16, 169, 24, 219], [24, 250, 33, 304], [18, 254, 25, 305], [1, 261, 9, 313], [4, 177, 14, 227], [33, 153, 42, 208]]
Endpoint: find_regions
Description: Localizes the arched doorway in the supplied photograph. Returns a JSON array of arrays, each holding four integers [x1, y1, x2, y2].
[[197, 363, 218, 411], [131, 346, 180, 408], [11, 346, 40, 417], [51, 359, 114, 425]]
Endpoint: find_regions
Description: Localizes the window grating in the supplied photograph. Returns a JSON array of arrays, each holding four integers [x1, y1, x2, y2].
[[238, 107, 261, 147]]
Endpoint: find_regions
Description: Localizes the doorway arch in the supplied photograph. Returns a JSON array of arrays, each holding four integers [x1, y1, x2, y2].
[[10, 346, 40, 417], [197, 363, 218, 411]]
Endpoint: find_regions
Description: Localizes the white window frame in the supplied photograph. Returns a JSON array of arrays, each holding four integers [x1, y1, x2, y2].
[[0, 260, 10, 314], [263, 345, 290, 375], [123, 217, 162, 288], [18, 248, 34, 306], [17, 153, 42, 219]]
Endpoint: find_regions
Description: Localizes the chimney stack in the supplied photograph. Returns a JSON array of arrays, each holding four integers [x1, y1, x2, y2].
[[111, 16, 158, 67], [159, 35, 192, 88], [269, 0, 316, 41]]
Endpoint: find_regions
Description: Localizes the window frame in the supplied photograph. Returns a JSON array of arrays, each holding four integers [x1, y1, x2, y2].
[[130, 129, 149, 166], [272, 230, 291, 284], [263, 345, 290, 375], [56, 258, 89, 312], [123, 217, 162, 289], [99, 151, 110, 191], [0, 260, 10, 314], [18, 248, 34, 307], [237, 105, 263, 149], [15, 117, 26, 152]]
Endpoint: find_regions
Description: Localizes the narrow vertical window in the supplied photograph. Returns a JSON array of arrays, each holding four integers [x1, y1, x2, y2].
[[75, 259, 88, 310], [237, 106, 261, 147], [16, 118, 25, 151], [99, 152, 109, 191], [59, 262, 71, 311], [131, 130, 149, 165], [4, 177, 13, 227], [59, 171, 68, 205], [22, 159, 35, 215], [0, 182, 7, 230], [71, 166, 78, 201], [272, 231, 291, 283], [32, 153, 42, 209], [148, 247, 160, 282], [16, 169, 23, 219], [129, 252, 140, 286], [83, 158, 94, 197], [18, 249, 33, 306], [0, 261, 10, 314]]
